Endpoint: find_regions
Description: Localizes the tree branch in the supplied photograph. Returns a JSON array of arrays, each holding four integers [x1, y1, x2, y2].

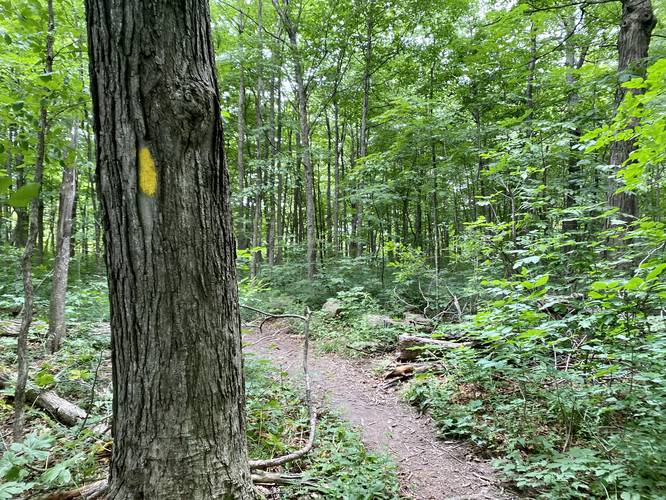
[[241, 305, 317, 470]]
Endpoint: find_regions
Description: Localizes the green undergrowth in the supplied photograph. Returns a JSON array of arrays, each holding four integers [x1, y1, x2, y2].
[[0, 246, 109, 323], [241, 229, 666, 499], [310, 288, 402, 356], [397, 228, 666, 499], [1, 287, 399, 499], [245, 355, 399, 499], [239, 279, 404, 357]]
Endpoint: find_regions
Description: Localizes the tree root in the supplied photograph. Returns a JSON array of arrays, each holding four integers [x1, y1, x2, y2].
[[45, 472, 323, 499]]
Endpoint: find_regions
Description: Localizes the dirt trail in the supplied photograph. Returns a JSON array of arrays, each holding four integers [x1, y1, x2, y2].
[[243, 328, 509, 500]]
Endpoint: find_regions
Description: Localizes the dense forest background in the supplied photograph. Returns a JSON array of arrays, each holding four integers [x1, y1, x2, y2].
[[1, 0, 666, 498]]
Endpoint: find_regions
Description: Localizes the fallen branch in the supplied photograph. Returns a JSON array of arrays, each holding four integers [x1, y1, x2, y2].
[[44, 479, 108, 500], [241, 304, 307, 333], [445, 285, 463, 322], [383, 363, 431, 380], [241, 305, 317, 470], [0, 371, 87, 427], [0, 319, 47, 337], [398, 334, 471, 362]]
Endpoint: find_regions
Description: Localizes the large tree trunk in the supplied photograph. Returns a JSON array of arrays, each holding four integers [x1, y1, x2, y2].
[[608, 0, 656, 219], [47, 122, 79, 353], [85, 0, 254, 497]]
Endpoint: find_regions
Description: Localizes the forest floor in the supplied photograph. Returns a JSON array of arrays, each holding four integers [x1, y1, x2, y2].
[[243, 323, 510, 500]]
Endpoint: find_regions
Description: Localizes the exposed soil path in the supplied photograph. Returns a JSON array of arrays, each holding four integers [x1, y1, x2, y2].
[[243, 327, 510, 500]]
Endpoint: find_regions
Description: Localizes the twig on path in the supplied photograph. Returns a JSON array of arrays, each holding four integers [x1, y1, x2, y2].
[[471, 471, 493, 483], [244, 334, 275, 347], [240, 304, 307, 333], [241, 305, 317, 470]]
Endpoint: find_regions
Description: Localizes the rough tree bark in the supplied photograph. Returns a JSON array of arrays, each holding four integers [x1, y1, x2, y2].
[[85, 0, 254, 497], [47, 121, 79, 353], [608, 0, 656, 219]]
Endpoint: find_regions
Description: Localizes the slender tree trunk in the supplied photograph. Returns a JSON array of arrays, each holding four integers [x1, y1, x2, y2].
[[37, 200, 44, 262], [608, 0, 656, 219], [277, 126, 288, 264], [415, 192, 422, 248], [275, 71, 284, 264], [274, 0, 316, 279], [82, 194, 88, 257], [349, 129, 359, 256], [341, 124, 348, 255], [13, 0, 54, 442], [47, 121, 79, 353], [85, 0, 254, 496], [69, 188, 78, 257], [237, 10, 248, 249], [2, 127, 16, 245], [251, 0, 264, 277], [352, 9, 373, 258], [332, 95, 340, 253], [563, 14, 587, 234], [525, 22, 537, 133], [325, 111, 332, 245], [12, 167, 28, 247], [266, 45, 278, 267], [316, 161, 326, 261], [47, 193, 55, 254]]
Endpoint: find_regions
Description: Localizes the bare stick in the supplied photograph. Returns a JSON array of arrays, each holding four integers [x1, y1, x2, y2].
[[243, 306, 317, 470], [240, 304, 308, 333]]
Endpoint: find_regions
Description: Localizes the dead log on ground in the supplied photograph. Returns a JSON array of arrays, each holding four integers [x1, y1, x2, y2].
[[0, 372, 87, 427], [0, 318, 48, 337], [383, 363, 431, 380], [398, 334, 471, 361]]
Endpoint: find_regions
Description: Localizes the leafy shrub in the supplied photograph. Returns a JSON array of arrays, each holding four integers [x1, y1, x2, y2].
[[245, 355, 399, 498], [402, 222, 666, 498]]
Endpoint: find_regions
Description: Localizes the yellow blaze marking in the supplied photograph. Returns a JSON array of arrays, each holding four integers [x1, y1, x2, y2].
[[138, 147, 157, 196]]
